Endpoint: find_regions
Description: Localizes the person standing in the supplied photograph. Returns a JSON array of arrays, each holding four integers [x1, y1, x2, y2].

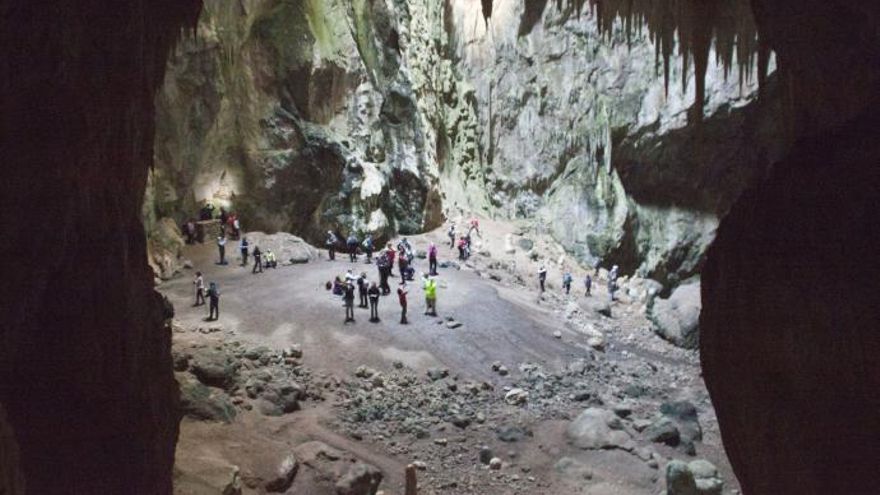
[[232, 215, 241, 239], [325, 230, 338, 261], [609, 265, 619, 301], [584, 273, 592, 296], [457, 236, 466, 261], [193, 271, 205, 306], [398, 253, 409, 280], [468, 217, 481, 237], [217, 235, 228, 265], [343, 282, 356, 323], [377, 251, 391, 295], [252, 246, 263, 274], [219, 207, 228, 230], [368, 282, 381, 322], [538, 265, 547, 293], [447, 223, 456, 249], [357, 273, 369, 308], [239, 237, 249, 266], [428, 242, 438, 276], [423, 274, 437, 316], [347, 233, 359, 262], [397, 282, 409, 324], [362, 234, 374, 263], [562, 271, 573, 295], [207, 282, 220, 320], [184, 219, 196, 244], [386, 243, 396, 273]]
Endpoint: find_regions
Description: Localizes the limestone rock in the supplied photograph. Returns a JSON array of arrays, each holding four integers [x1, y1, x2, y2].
[[649, 280, 701, 349], [335, 462, 383, 495], [566, 408, 632, 450]]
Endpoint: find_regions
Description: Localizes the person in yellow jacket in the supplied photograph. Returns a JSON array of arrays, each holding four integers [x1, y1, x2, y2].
[[423, 273, 438, 316]]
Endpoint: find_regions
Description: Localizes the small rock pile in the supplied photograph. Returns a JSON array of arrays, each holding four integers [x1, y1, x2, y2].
[[173, 328, 320, 422]]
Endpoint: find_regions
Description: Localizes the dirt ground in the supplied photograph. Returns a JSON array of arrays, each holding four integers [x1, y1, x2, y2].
[[162, 218, 739, 495]]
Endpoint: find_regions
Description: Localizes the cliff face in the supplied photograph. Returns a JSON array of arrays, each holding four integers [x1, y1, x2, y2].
[[148, 0, 779, 286]]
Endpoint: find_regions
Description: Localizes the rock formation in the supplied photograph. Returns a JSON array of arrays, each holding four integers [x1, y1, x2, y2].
[[146, 0, 783, 288], [0, 0, 201, 492], [700, 1, 880, 492]]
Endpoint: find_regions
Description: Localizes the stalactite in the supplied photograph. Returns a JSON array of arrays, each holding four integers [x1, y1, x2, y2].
[[573, 0, 760, 115]]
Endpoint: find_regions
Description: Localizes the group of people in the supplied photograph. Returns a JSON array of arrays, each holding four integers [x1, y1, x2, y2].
[[447, 218, 481, 261], [325, 233, 440, 325], [330, 270, 438, 325], [192, 271, 222, 321], [185, 204, 242, 245], [539, 263, 619, 301]]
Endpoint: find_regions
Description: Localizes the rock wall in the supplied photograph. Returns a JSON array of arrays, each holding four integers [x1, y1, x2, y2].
[[700, 1, 880, 492], [147, 0, 781, 286], [0, 0, 200, 492]]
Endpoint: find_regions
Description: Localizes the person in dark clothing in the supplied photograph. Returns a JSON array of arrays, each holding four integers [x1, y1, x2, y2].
[[447, 224, 456, 249], [199, 203, 215, 221], [239, 238, 249, 266], [397, 282, 409, 324], [398, 255, 409, 280], [184, 219, 196, 244], [219, 207, 228, 228], [377, 252, 391, 295], [362, 235, 374, 263], [562, 271, 573, 295], [343, 282, 356, 323], [207, 282, 220, 320], [252, 246, 263, 274], [325, 231, 338, 261], [368, 282, 381, 322], [584, 274, 592, 296], [428, 242, 438, 276], [457, 237, 466, 261], [347, 234, 359, 262], [538, 265, 547, 293], [357, 273, 368, 308], [217, 235, 228, 265], [193, 272, 205, 306]]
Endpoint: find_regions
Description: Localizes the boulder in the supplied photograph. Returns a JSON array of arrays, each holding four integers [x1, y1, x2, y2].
[[257, 383, 304, 416], [649, 280, 701, 349], [666, 460, 699, 495], [661, 401, 703, 453], [264, 454, 298, 493], [644, 417, 680, 446], [335, 462, 382, 495], [147, 217, 185, 280], [504, 388, 529, 405], [190, 349, 239, 391], [242, 232, 318, 265], [566, 408, 632, 450], [178, 374, 236, 423]]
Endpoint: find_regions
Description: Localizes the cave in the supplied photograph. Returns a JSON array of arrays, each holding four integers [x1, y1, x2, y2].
[[1, 1, 878, 494]]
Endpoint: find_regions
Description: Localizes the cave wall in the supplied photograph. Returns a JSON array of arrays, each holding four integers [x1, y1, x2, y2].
[[0, 0, 201, 493], [447, 0, 783, 284], [148, 0, 781, 286], [148, 0, 465, 242], [700, 1, 880, 493]]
